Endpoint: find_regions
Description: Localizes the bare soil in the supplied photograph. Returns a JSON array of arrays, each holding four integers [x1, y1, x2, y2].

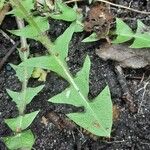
[[0, 0, 150, 149]]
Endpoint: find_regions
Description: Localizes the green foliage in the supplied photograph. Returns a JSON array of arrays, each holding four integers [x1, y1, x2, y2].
[[50, 1, 77, 21], [3, 0, 46, 149], [6, 85, 44, 113], [5, 111, 39, 131], [9, 16, 49, 40], [53, 22, 76, 60], [19, 22, 76, 80], [113, 18, 150, 48], [20, 24, 113, 137], [9, 0, 49, 41], [10, 64, 33, 82], [3, 130, 35, 150], [0, 0, 5, 9], [3, 1, 113, 149], [49, 56, 112, 136], [9, 0, 34, 18], [82, 32, 100, 42]]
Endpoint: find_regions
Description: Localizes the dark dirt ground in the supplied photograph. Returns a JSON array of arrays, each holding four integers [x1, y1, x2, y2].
[[0, 0, 150, 149]]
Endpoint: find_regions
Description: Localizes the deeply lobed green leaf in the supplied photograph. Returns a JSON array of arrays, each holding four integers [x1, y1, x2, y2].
[[113, 18, 150, 48], [8, 0, 113, 138], [19, 55, 68, 80], [49, 56, 112, 137], [19, 22, 76, 80], [20, 25, 113, 137]]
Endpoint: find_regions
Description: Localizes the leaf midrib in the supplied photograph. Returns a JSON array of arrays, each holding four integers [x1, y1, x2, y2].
[[12, 0, 110, 136]]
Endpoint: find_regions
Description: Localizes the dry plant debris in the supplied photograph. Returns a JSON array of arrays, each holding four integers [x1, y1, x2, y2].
[[96, 43, 150, 69], [84, 3, 113, 38]]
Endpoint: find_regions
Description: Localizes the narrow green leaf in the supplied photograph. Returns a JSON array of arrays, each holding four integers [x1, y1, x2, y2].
[[9, 17, 49, 40], [74, 56, 90, 95], [49, 56, 112, 137], [3, 130, 35, 150], [112, 18, 134, 43], [7, 85, 44, 111], [50, 1, 77, 21], [53, 22, 75, 60], [5, 111, 39, 131], [82, 32, 100, 43]]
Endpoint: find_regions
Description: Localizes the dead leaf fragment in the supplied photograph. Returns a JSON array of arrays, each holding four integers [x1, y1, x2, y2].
[[96, 44, 150, 69], [84, 3, 113, 37]]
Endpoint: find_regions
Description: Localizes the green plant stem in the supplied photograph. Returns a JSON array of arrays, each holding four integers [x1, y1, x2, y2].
[[11, 0, 53, 47], [16, 17, 29, 115], [11, 0, 109, 135], [39, 36, 108, 135]]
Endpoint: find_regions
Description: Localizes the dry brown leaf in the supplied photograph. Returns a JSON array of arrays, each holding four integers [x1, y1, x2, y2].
[[84, 3, 113, 37], [96, 44, 150, 69]]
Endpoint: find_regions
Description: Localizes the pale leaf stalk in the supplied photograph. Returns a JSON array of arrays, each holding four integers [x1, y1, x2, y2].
[[16, 17, 29, 115]]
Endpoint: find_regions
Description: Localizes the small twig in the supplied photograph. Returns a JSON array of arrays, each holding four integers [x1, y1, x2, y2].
[[115, 65, 136, 113], [65, 0, 81, 4], [0, 41, 20, 70], [65, 0, 150, 14], [137, 81, 149, 113], [95, 0, 150, 15], [0, 29, 15, 45]]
